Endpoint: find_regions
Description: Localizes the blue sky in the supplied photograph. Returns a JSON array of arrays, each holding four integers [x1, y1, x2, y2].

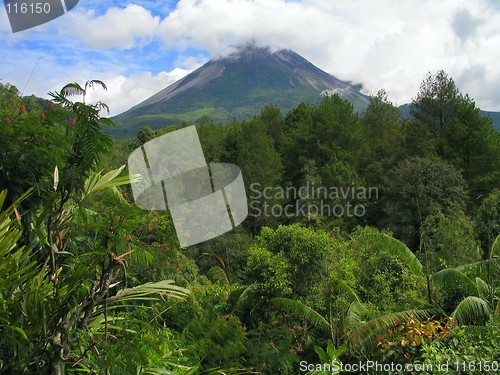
[[1, 0, 499, 116]]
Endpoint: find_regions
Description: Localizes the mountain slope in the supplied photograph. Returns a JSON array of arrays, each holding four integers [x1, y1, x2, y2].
[[111, 43, 370, 137]]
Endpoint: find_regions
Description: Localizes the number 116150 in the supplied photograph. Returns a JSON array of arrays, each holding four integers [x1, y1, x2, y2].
[[6, 2, 51, 14]]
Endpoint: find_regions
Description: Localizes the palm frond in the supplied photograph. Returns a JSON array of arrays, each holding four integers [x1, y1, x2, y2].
[[362, 233, 423, 275], [432, 268, 478, 296], [326, 279, 361, 304], [452, 296, 491, 325], [110, 280, 190, 304], [128, 247, 154, 267], [490, 233, 500, 258], [233, 283, 261, 313], [345, 301, 374, 331], [207, 266, 231, 287], [270, 298, 333, 333], [475, 277, 491, 298], [347, 308, 440, 353], [455, 258, 500, 279]]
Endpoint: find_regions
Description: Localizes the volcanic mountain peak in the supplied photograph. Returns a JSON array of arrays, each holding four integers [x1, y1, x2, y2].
[[111, 43, 370, 137], [215, 42, 271, 61]]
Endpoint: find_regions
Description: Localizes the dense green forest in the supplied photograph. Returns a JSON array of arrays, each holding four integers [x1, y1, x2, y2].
[[1, 72, 500, 374]]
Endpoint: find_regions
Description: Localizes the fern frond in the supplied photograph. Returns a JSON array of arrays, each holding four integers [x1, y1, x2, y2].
[[60, 82, 85, 97]]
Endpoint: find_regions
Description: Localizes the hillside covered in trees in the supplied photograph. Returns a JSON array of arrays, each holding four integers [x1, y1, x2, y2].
[[1, 71, 500, 374]]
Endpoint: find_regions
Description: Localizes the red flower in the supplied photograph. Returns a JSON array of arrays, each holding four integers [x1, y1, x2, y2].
[[261, 363, 267, 368], [165, 262, 171, 267], [146, 225, 153, 231], [242, 326, 247, 331], [164, 247, 170, 252], [124, 235, 131, 241], [269, 342, 275, 347], [122, 193, 129, 199], [68, 119, 77, 125], [46, 102, 54, 108], [289, 349, 296, 353], [272, 321, 279, 326], [40, 137, 47, 141], [288, 328, 294, 333], [3, 118, 11, 124], [18, 105, 26, 111], [297, 348, 304, 353], [175, 264, 182, 269], [38, 113, 45, 119]]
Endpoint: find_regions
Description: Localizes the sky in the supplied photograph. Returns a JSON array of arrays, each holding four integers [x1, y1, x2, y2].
[[1, 0, 499, 116]]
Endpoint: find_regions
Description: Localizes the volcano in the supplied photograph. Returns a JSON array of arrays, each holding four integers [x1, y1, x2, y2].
[[111, 43, 371, 137]]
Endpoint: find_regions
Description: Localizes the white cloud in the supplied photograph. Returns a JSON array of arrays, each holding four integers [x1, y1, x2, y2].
[[84, 68, 192, 116], [63, 4, 160, 49], [173, 54, 207, 69], [451, 8, 485, 43], [156, 0, 500, 110], [2, 0, 500, 114], [3, 57, 192, 116]]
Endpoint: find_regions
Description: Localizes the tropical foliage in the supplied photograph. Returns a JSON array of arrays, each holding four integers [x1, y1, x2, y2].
[[1, 70, 500, 374]]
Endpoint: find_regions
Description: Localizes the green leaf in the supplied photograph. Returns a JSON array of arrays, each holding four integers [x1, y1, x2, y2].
[[207, 266, 230, 287], [452, 296, 491, 325], [432, 268, 478, 296], [111, 280, 190, 305], [313, 345, 329, 363], [347, 308, 440, 353], [270, 298, 333, 333], [83, 165, 127, 196]]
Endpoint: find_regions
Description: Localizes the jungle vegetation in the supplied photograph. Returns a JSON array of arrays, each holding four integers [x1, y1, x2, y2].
[[1, 72, 500, 374]]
